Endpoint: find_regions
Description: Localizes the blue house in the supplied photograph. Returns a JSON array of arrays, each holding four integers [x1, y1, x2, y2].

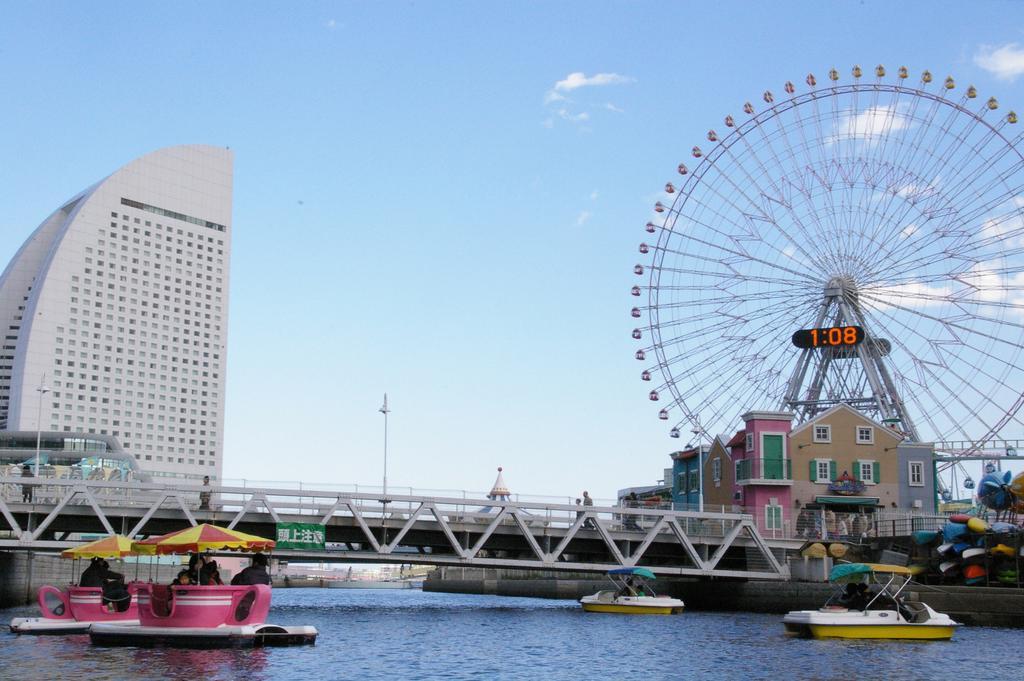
[[670, 445, 709, 509]]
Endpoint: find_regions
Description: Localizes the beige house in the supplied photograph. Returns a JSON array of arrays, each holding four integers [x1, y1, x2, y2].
[[789, 403, 904, 511], [702, 434, 739, 509]]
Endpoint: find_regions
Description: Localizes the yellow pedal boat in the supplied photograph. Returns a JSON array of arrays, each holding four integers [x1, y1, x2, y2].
[[783, 563, 959, 640], [580, 568, 684, 615]]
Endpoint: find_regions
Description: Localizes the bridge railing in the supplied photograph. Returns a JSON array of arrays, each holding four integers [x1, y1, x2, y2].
[[0, 475, 795, 579], [0, 475, 756, 536], [0, 475, 947, 543]]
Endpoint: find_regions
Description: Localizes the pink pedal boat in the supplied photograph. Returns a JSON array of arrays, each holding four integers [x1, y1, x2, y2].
[[91, 583, 316, 647], [10, 583, 142, 634], [88, 523, 317, 648], [10, 535, 141, 634]]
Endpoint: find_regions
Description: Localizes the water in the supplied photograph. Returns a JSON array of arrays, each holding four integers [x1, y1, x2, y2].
[[0, 589, 1019, 681]]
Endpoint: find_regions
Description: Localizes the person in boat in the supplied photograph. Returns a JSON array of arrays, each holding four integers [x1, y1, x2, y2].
[[79, 558, 128, 611], [838, 583, 869, 610], [173, 569, 195, 586], [231, 552, 272, 586], [80, 557, 107, 587], [616, 576, 639, 598], [101, 568, 131, 613], [199, 556, 224, 585]]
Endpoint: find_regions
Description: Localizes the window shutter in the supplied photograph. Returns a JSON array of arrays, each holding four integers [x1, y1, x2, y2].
[[809, 459, 816, 481], [854, 459, 863, 481], [873, 461, 881, 484], [829, 460, 837, 481]]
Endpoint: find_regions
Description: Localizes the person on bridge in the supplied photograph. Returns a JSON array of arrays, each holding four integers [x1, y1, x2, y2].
[[582, 491, 596, 529], [231, 552, 271, 586], [199, 475, 211, 510], [20, 464, 34, 503]]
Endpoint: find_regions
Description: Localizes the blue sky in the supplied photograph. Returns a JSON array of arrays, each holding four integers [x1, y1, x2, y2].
[[1, 2, 1023, 500]]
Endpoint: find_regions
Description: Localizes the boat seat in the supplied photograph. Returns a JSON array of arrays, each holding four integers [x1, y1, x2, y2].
[[903, 601, 930, 623], [150, 585, 173, 617]]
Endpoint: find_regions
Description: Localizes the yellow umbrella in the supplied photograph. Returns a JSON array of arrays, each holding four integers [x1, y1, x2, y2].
[[132, 523, 275, 555], [61, 534, 138, 559]]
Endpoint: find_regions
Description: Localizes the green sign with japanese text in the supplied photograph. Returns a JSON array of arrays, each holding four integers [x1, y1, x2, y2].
[[275, 522, 325, 550]]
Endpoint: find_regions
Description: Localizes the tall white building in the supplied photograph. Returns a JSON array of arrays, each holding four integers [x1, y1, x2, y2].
[[0, 145, 232, 481]]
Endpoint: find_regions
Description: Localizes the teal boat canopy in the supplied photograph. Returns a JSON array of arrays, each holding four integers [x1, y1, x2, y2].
[[609, 567, 656, 580], [828, 563, 873, 583]]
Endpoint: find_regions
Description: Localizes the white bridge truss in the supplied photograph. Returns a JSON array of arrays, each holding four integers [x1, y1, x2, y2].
[[0, 476, 787, 580]]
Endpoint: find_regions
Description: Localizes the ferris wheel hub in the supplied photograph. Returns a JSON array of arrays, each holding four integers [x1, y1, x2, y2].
[[824, 276, 859, 301]]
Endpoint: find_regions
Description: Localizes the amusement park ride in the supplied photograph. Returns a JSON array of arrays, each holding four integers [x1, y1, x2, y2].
[[632, 64, 1024, 503]]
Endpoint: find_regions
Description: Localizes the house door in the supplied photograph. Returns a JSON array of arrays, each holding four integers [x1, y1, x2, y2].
[[763, 434, 784, 479]]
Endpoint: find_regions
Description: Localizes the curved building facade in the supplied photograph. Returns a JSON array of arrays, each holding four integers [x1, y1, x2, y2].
[[0, 431, 147, 482], [0, 145, 232, 481]]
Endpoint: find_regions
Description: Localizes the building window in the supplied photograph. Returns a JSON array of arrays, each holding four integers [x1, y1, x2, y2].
[[735, 460, 743, 482], [688, 469, 699, 493], [858, 460, 877, 484], [712, 458, 722, 482], [815, 459, 831, 483], [909, 461, 924, 487], [856, 426, 874, 444], [765, 502, 782, 530], [745, 433, 753, 452], [813, 425, 831, 443]]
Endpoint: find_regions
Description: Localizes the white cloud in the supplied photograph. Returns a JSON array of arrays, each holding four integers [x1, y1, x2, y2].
[[830, 105, 910, 145], [558, 109, 589, 123], [544, 91, 567, 105], [554, 72, 634, 92], [542, 72, 633, 127], [589, 190, 599, 201], [325, 18, 337, 29], [974, 43, 1024, 81], [981, 209, 1024, 244], [900, 223, 918, 238], [541, 118, 554, 129], [576, 210, 591, 226]]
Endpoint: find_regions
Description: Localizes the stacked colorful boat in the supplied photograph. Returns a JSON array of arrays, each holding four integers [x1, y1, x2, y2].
[[911, 469, 1024, 587]]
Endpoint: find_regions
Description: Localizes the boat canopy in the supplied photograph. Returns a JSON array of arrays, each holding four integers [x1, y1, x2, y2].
[[61, 534, 138, 559], [608, 567, 656, 580], [829, 563, 913, 582]]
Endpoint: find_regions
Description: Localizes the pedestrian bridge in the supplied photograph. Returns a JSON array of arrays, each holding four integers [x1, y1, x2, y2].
[[0, 476, 789, 580]]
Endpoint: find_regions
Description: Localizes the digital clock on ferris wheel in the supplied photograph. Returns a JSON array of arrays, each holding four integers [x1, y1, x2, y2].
[[791, 325, 865, 349]]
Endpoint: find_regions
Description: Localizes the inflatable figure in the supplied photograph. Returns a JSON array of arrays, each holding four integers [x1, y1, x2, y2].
[[1010, 471, 1024, 512], [978, 471, 1014, 511]]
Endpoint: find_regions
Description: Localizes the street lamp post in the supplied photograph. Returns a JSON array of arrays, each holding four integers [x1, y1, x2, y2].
[[379, 393, 391, 545], [34, 374, 50, 476], [379, 393, 390, 499], [692, 417, 705, 513]]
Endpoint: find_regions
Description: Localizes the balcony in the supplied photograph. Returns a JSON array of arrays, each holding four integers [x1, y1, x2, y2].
[[736, 458, 793, 485]]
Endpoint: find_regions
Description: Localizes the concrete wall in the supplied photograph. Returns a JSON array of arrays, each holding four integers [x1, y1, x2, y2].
[[425, 568, 1024, 627]]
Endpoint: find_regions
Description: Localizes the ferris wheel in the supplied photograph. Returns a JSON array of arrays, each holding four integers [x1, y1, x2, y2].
[[632, 65, 1024, 458]]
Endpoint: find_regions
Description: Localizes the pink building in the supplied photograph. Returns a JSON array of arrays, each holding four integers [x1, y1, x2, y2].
[[731, 411, 794, 536]]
